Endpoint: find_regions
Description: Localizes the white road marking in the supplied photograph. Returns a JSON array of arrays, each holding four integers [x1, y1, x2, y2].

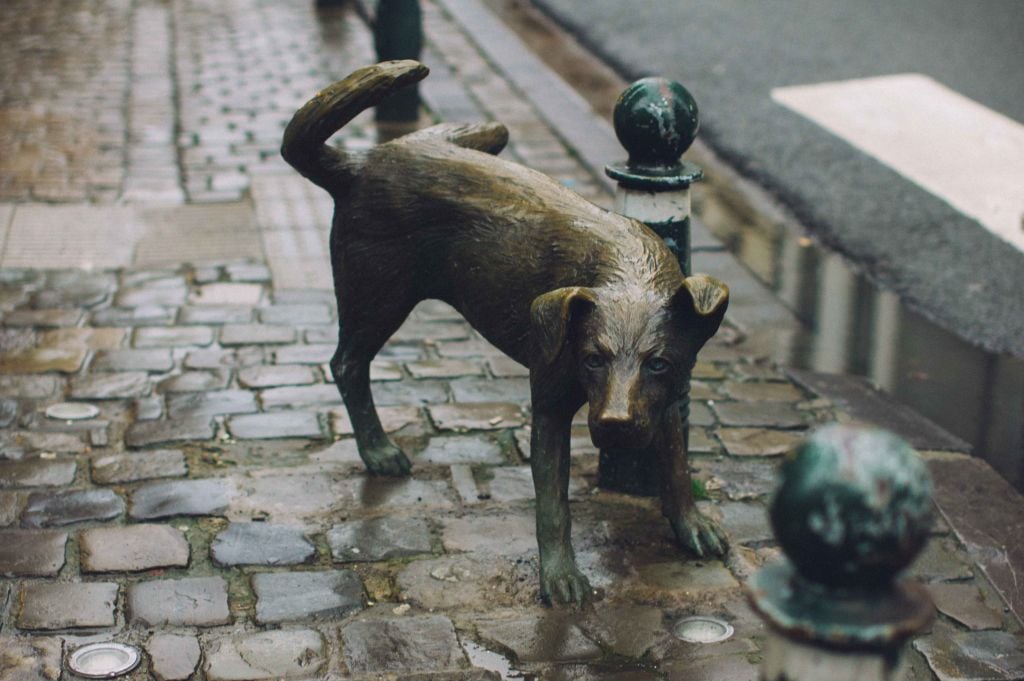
[[772, 73, 1024, 252]]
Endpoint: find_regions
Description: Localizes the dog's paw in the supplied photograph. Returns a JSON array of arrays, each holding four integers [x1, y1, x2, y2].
[[671, 508, 729, 558], [362, 443, 412, 477], [540, 561, 593, 606]]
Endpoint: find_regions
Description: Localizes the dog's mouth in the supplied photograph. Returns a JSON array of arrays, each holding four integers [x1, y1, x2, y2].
[[588, 423, 654, 450]]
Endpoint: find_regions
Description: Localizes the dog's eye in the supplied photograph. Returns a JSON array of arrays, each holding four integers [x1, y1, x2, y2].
[[645, 357, 670, 373], [582, 353, 605, 370]]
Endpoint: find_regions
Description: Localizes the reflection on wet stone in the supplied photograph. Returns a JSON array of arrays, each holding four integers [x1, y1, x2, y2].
[[91, 449, 187, 484], [328, 517, 433, 562], [21, 488, 125, 528], [211, 522, 315, 566], [342, 615, 464, 674], [252, 570, 363, 623], [125, 415, 215, 447], [130, 478, 233, 520]]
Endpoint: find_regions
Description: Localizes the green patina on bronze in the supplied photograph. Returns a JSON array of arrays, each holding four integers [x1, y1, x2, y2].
[[606, 77, 704, 189], [748, 424, 935, 649]]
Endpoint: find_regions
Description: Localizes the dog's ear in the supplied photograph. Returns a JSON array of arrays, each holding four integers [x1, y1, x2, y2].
[[530, 287, 597, 366], [672, 274, 729, 347]]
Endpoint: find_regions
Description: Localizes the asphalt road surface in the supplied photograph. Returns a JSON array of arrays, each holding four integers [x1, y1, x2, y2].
[[531, 0, 1024, 358]]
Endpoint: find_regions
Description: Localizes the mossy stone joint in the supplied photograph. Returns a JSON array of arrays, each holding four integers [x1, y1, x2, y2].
[[748, 424, 936, 649], [606, 77, 704, 189]]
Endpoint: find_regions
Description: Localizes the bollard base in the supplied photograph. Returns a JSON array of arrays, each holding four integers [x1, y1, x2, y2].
[[762, 632, 908, 681]]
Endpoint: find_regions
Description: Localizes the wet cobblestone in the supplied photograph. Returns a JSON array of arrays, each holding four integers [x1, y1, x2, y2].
[[0, 0, 1017, 676]]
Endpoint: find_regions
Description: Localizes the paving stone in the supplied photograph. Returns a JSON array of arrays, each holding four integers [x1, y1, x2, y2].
[[116, 280, 188, 307], [718, 427, 803, 457], [688, 401, 716, 427], [258, 303, 333, 325], [428, 403, 526, 431], [33, 271, 115, 309], [134, 325, 214, 347], [14, 581, 118, 630], [225, 263, 272, 283], [158, 369, 232, 393], [0, 531, 67, 576], [1, 430, 85, 454], [722, 381, 804, 402], [22, 488, 124, 528], [704, 501, 772, 546], [450, 378, 531, 404], [80, 524, 190, 573], [915, 630, 1024, 681], [93, 304, 178, 326], [210, 522, 315, 566], [147, 633, 201, 681], [237, 364, 317, 388], [3, 308, 85, 328], [407, 359, 485, 379], [260, 384, 341, 410], [252, 570, 364, 623], [230, 473, 338, 522], [342, 615, 463, 674], [372, 379, 451, 406], [928, 582, 1004, 630], [370, 359, 404, 381], [392, 320, 471, 343], [130, 478, 234, 520], [698, 457, 778, 501], [92, 348, 175, 372], [178, 304, 253, 325], [0, 458, 77, 488], [228, 411, 324, 440], [166, 389, 257, 418], [474, 612, 603, 664], [441, 513, 537, 556], [417, 435, 505, 465], [712, 401, 807, 428], [125, 414, 216, 447], [484, 466, 584, 503], [0, 344, 89, 373], [134, 395, 164, 421], [185, 346, 264, 369], [332, 404, 424, 436], [309, 439, 362, 465], [0, 375, 61, 398], [273, 343, 335, 364], [488, 356, 530, 378], [128, 576, 231, 627], [69, 371, 151, 399], [188, 282, 264, 306], [328, 517, 433, 562], [221, 323, 295, 346], [636, 560, 740, 593], [436, 339, 505, 359], [335, 477, 455, 511], [0, 492, 20, 526], [692, 361, 726, 380], [39, 327, 126, 350], [0, 636, 63, 679], [305, 328, 340, 345], [911, 538, 974, 582], [205, 629, 325, 680]]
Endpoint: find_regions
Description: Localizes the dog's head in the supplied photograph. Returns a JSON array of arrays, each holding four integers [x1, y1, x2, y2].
[[531, 275, 728, 449]]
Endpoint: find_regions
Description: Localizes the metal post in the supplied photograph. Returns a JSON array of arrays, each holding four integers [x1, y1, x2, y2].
[[747, 424, 935, 681], [601, 77, 704, 495], [373, 0, 423, 126]]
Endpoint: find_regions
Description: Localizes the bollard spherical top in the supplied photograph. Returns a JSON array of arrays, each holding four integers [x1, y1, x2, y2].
[[613, 77, 699, 172], [770, 424, 934, 589]]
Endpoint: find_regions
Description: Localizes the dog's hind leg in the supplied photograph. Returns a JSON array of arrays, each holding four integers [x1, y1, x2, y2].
[[330, 293, 415, 477]]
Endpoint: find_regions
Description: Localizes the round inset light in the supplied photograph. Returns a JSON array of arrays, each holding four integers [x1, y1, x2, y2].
[[673, 616, 735, 643], [66, 642, 141, 678], [45, 402, 100, 421]]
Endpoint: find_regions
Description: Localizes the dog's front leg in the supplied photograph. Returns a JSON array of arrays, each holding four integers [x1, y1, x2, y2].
[[655, 403, 729, 558], [530, 405, 591, 605]]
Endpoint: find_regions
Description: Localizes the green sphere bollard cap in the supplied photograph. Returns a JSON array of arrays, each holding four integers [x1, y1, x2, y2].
[[606, 77, 703, 188], [747, 424, 936, 649]]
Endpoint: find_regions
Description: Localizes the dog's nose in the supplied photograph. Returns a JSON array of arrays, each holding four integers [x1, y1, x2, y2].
[[591, 411, 646, 449]]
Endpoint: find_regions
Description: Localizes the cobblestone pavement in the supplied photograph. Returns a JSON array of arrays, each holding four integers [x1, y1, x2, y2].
[[1, 1, 1023, 680]]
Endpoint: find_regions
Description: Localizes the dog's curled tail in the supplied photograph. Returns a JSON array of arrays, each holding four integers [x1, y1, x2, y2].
[[281, 60, 429, 193]]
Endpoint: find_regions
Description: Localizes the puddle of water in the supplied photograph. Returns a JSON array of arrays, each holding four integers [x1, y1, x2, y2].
[[696, 178, 1024, 491]]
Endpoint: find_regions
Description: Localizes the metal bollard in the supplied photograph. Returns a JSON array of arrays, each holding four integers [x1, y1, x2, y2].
[[600, 77, 704, 495], [747, 424, 935, 681], [373, 0, 423, 125]]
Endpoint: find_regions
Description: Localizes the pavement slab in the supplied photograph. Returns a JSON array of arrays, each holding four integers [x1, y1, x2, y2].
[[252, 569, 364, 624]]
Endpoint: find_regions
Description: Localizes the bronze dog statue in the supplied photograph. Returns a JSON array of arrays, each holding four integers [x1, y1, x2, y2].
[[282, 60, 730, 604]]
